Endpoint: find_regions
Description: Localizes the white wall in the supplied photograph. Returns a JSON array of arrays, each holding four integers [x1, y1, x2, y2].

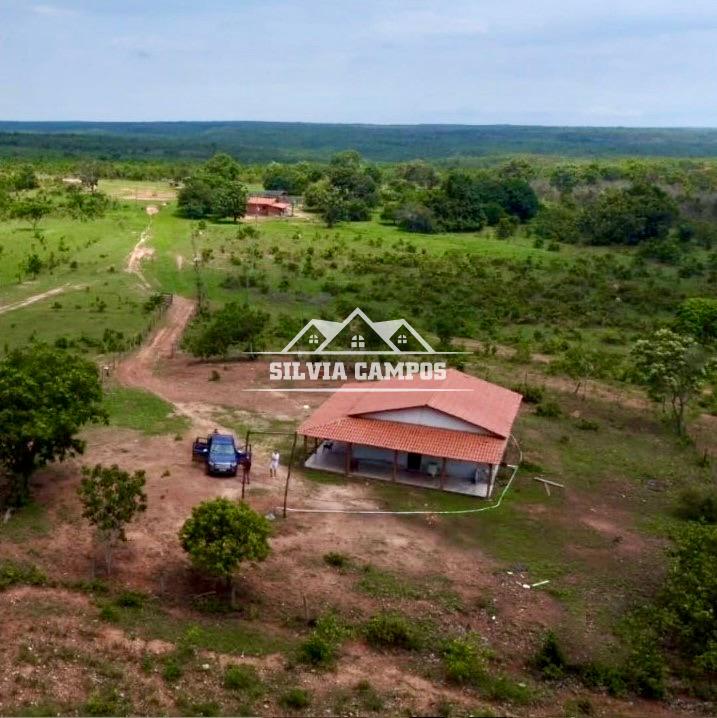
[[361, 407, 488, 434]]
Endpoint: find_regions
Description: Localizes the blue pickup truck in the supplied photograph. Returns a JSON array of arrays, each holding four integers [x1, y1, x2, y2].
[[192, 432, 248, 477]]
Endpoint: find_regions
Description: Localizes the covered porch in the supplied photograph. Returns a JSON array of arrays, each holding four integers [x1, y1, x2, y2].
[[303, 439, 496, 498]]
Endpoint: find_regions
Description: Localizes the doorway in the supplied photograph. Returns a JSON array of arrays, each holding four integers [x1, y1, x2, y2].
[[406, 452, 422, 472]]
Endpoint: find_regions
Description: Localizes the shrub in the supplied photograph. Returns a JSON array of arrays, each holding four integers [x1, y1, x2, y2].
[[297, 612, 351, 667], [114, 590, 147, 608], [83, 687, 130, 717], [532, 631, 568, 680], [364, 611, 422, 651], [162, 656, 183, 683], [442, 636, 535, 704], [535, 400, 562, 418], [674, 488, 717, 524], [0, 560, 47, 591], [354, 680, 384, 711], [297, 633, 336, 667], [576, 418, 599, 431], [223, 664, 262, 696], [279, 687, 311, 710], [323, 551, 350, 568], [441, 637, 486, 685], [513, 383, 544, 404]]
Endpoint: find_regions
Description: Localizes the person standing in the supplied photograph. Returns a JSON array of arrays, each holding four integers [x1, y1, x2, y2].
[[269, 450, 280, 478]]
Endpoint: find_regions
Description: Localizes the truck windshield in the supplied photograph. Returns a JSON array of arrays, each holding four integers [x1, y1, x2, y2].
[[211, 444, 235, 457]]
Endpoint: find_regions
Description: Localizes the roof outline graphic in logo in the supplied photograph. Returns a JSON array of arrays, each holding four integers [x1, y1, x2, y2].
[[281, 307, 435, 355]]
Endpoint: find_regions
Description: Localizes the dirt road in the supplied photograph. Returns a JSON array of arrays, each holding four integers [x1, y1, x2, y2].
[[0, 284, 76, 316]]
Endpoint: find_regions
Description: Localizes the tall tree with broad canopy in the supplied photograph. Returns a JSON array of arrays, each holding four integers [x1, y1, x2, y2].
[[179, 498, 271, 605], [78, 464, 148, 575], [631, 329, 714, 435], [0, 345, 107, 506]]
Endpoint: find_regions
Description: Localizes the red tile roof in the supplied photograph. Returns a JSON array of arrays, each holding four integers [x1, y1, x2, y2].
[[247, 197, 290, 209], [299, 369, 521, 464]]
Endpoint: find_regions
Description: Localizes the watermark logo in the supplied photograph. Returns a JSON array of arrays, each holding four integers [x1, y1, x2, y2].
[[249, 307, 468, 391], [281, 307, 435, 355]]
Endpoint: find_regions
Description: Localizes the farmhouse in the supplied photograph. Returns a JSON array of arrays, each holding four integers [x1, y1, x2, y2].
[[246, 196, 292, 217], [300, 369, 522, 497]]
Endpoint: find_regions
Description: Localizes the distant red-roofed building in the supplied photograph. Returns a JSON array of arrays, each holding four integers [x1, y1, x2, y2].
[[299, 369, 522, 497], [246, 196, 292, 217]]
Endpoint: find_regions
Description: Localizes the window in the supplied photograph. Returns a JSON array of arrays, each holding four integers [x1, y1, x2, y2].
[[308, 333, 319, 345], [351, 334, 365, 349], [397, 333, 408, 345]]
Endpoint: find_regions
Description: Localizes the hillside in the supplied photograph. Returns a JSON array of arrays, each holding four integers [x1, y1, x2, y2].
[[3, 122, 717, 162]]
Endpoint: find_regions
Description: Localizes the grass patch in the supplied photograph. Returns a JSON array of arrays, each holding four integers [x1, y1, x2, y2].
[[0, 560, 48, 591], [296, 612, 352, 668], [441, 636, 536, 705], [94, 598, 289, 656], [363, 611, 425, 651], [0, 502, 51, 542], [278, 688, 311, 711], [223, 664, 263, 697], [103, 386, 189, 436], [356, 563, 463, 610]]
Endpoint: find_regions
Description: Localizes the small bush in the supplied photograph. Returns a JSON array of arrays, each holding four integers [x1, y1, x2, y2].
[[297, 612, 351, 667], [575, 418, 599, 432], [578, 662, 628, 697], [532, 631, 568, 680], [675, 488, 717, 524], [279, 687, 311, 710], [364, 611, 422, 651], [535, 400, 562, 418], [209, 369, 221, 382], [323, 551, 350, 568], [354, 680, 384, 711], [83, 687, 130, 717], [162, 657, 183, 683], [98, 604, 120, 622], [114, 590, 147, 608], [0, 560, 47, 591], [513, 383, 544, 404], [297, 633, 336, 666], [223, 664, 262, 696], [441, 637, 486, 685]]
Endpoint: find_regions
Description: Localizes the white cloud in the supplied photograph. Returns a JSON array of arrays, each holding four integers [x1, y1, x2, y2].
[[31, 4, 76, 17], [375, 9, 487, 37]]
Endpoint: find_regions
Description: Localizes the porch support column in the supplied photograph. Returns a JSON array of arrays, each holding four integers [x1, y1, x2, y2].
[[440, 457, 447, 490], [345, 443, 352, 477], [303, 435, 308, 455], [392, 450, 398, 481]]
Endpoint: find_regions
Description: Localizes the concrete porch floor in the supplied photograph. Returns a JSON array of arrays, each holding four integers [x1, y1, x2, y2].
[[304, 445, 491, 498]]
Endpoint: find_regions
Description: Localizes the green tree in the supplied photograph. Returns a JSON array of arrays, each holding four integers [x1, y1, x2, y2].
[[552, 345, 596, 395], [657, 523, 717, 672], [549, 164, 580, 196], [631, 329, 714, 435], [12, 194, 52, 234], [214, 179, 248, 222], [78, 464, 148, 575], [12, 164, 38, 192], [677, 297, 717, 344], [186, 303, 269, 358], [177, 176, 214, 218], [179, 498, 271, 605], [0, 345, 107, 505], [23, 253, 43, 279], [78, 161, 101, 192], [579, 183, 678, 246]]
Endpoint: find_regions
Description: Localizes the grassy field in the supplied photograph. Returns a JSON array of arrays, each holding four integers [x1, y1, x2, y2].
[[2, 180, 713, 361]]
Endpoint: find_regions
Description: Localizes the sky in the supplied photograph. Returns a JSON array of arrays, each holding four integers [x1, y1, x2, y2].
[[1, 0, 716, 126]]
